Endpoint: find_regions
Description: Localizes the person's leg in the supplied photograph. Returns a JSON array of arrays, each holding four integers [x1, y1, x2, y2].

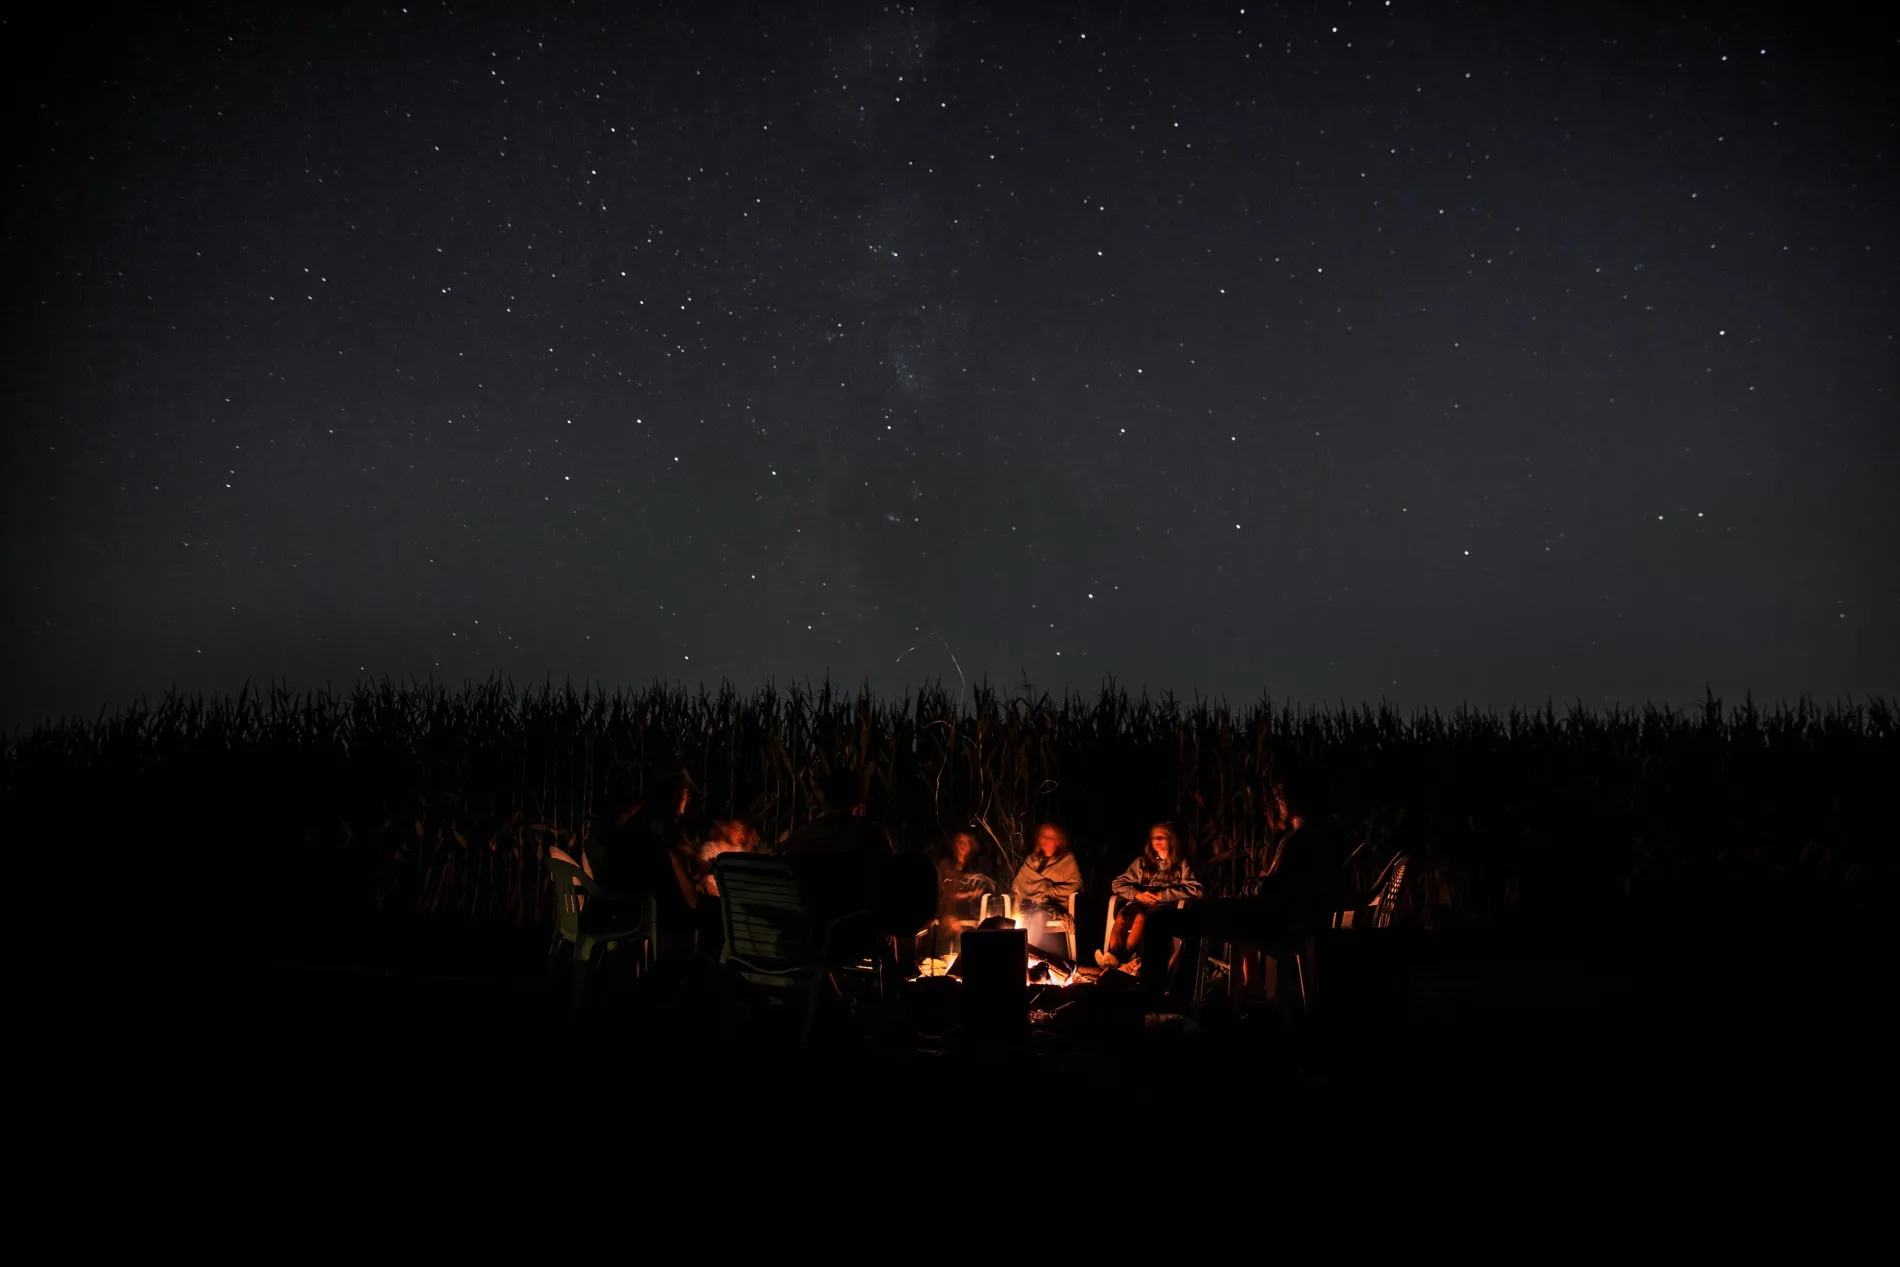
[[1137, 903, 1209, 997], [1121, 909, 1148, 956], [1106, 906, 1139, 956], [1096, 909, 1119, 969]]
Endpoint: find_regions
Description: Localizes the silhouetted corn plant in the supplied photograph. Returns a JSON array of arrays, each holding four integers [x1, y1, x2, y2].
[[3, 680, 1889, 932]]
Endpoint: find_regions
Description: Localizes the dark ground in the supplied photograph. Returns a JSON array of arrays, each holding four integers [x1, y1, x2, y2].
[[141, 912, 1886, 1157]]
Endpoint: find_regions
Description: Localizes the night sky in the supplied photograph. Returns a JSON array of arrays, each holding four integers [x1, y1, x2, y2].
[[4, 1, 1895, 726]]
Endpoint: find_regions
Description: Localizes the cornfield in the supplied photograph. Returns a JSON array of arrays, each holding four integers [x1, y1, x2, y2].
[[7, 679, 1890, 936]]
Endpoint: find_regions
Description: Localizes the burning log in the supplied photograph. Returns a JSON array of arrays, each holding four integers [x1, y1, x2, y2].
[[1025, 942, 1076, 980]]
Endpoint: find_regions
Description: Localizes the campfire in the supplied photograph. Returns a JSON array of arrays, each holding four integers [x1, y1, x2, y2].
[[1028, 959, 1076, 988], [913, 912, 1082, 988]]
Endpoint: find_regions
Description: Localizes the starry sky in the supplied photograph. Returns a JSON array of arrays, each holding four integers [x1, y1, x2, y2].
[[3, 1, 1895, 726]]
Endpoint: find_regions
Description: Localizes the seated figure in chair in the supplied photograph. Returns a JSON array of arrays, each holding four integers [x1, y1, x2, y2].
[[1137, 768, 1349, 1000], [929, 829, 997, 958], [1098, 822, 1203, 974], [585, 776, 699, 946], [782, 766, 904, 988], [691, 814, 760, 958], [1011, 822, 1082, 960]]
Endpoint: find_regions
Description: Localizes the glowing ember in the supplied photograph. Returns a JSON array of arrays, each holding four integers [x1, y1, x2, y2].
[[1012, 917, 1078, 986], [909, 915, 1086, 987]]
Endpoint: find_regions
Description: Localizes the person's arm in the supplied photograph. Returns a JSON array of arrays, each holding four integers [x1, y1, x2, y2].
[[1111, 860, 1144, 902], [1159, 865, 1205, 904], [1012, 860, 1044, 903], [1046, 853, 1082, 901]]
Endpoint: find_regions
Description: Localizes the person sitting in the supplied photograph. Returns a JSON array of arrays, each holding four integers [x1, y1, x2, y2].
[[574, 794, 648, 927], [780, 767, 901, 979], [1136, 767, 1349, 999], [781, 767, 895, 860], [690, 816, 759, 957], [1098, 822, 1203, 974], [939, 831, 997, 921], [575, 770, 707, 967], [1011, 822, 1083, 961], [926, 829, 997, 959]]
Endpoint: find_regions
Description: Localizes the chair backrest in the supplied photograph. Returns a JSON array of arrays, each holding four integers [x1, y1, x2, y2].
[[1332, 852, 1410, 930], [1370, 854, 1409, 929], [545, 847, 593, 944], [715, 854, 820, 971]]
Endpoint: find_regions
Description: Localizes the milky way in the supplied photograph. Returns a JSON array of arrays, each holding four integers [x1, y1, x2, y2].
[[3, 1, 1894, 724]]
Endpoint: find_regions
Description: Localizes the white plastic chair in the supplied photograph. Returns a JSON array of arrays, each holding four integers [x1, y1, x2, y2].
[[917, 891, 1003, 965], [1016, 891, 1078, 963]]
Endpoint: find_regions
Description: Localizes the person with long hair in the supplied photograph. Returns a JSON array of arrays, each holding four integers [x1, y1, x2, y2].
[[927, 829, 996, 959], [1136, 766, 1350, 999], [938, 830, 995, 920], [1011, 822, 1082, 959], [1098, 822, 1203, 972]]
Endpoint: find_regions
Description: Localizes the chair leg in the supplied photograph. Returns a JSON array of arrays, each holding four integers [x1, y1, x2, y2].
[[1284, 938, 1311, 1022], [1299, 933, 1317, 1015], [1271, 951, 1298, 1027]]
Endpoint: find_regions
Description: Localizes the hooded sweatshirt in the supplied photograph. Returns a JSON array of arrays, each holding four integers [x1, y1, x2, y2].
[[1110, 856, 1205, 907]]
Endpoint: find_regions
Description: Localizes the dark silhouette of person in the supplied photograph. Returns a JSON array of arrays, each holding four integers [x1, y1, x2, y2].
[[781, 766, 895, 859], [691, 815, 759, 958], [1136, 768, 1349, 998], [781, 766, 909, 986], [585, 770, 704, 958]]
